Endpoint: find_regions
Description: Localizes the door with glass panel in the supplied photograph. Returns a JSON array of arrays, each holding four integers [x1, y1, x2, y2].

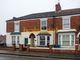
[[12, 36, 19, 48], [16, 36, 19, 48]]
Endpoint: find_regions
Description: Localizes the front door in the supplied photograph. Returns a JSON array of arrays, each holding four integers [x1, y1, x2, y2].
[[16, 36, 19, 48], [12, 36, 19, 48], [24, 38, 28, 46]]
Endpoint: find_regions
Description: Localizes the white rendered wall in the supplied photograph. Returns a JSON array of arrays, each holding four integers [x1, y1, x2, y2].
[[6, 31, 55, 47], [6, 33, 12, 47]]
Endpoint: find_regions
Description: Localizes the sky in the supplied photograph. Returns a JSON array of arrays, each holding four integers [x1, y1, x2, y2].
[[0, 0, 80, 35]]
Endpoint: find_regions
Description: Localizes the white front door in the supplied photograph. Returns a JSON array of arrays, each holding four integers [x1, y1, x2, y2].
[[12, 36, 19, 48], [15, 36, 19, 48]]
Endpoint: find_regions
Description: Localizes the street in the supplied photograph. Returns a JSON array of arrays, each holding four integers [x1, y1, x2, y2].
[[0, 54, 75, 60]]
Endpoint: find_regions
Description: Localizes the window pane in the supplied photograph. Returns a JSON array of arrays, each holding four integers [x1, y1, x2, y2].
[[64, 24, 69, 28], [63, 18, 70, 29], [17, 36, 19, 45], [63, 19, 69, 24], [42, 21, 46, 26], [14, 23, 19, 32], [41, 20, 47, 30], [40, 36, 45, 40], [47, 36, 50, 43], [63, 41, 69, 46], [40, 36, 45, 45], [71, 35, 74, 46], [62, 35, 70, 46], [58, 35, 61, 45]]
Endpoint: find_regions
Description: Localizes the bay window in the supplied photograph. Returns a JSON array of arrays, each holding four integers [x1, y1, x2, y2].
[[58, 33, 75, 47]]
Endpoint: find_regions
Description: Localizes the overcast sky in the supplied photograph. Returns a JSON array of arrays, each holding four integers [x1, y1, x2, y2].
[[0, 0, 80, 35]]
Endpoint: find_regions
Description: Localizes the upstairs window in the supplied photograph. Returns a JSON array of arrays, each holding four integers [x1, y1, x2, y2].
[[14, 21, 20, 32], [41, 18, 47, 30], [63, 16, 70, 29]]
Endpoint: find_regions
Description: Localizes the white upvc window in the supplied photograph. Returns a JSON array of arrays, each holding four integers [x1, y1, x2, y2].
[[40, 18, 47, 30], [58, 33, 75, 48], [63, 16, 70, 29], [14, 21, 20, 32], [37, 35, 50, 46]]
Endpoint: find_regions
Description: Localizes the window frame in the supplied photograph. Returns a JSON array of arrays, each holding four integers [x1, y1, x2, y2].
[[38, 35, 50, 46], [14, 21, 20, 32], [40, 35, 45, 46], [62, 16, 70, 29], [40, 18, 47, 30], [58, 33, 75, 48], [12, 36, 16, 45]]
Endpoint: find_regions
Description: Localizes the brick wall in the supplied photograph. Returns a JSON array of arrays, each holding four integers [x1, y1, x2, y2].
[[47, 18, 55, 31], [55, 18, 62, 30], [7, 21, 14, 32], [20, 19, 40, 32], [71, 16, 80, 30]]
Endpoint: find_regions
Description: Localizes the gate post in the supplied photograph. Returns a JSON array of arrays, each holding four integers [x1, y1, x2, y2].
[[12, 44, 16, 51]]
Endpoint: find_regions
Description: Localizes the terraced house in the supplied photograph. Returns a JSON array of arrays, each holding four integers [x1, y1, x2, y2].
[[6, 3, 80, 53]]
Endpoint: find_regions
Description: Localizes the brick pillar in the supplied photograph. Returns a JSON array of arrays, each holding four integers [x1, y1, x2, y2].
[[12, 44, 16, 51], [19, 44, 24, 51], [27, 44, 30, 52], [55, 33, 58, 45], [75, 44, 78, 50], [49, 45, 53, 53]]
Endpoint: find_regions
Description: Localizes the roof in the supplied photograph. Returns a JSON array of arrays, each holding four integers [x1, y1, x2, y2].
[[7, 8, 80, 21], [37, 31, 51, 36], [10, 32, 21, 35]]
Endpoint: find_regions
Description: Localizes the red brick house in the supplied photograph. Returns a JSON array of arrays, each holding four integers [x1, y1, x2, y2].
[[6, 3, 80, 53]]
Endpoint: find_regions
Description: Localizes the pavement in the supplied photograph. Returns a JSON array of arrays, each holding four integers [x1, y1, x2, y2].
[[0, 50, 80, 59]]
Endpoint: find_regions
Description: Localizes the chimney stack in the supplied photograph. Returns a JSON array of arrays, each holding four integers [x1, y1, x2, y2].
[[55, 1, 61, 12]]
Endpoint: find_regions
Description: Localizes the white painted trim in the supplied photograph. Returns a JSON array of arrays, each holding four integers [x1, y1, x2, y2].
[[70, 35, 72, 46], [45, 36, 47, 46], [61, 34, 62, 46], [14, 21, 20, 23], [77, 32, 80, 38], [52, 48, 75, 50], [57, 29, 76, 32], [55, 14, 80, 18]]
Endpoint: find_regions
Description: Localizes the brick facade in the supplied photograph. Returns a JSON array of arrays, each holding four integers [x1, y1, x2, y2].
[[71, 16, 80, 31], [7, 21, 14, 32]]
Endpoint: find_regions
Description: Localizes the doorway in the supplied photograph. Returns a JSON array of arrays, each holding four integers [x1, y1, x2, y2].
[[29, 33, 35, 47], [24, 38, 28, 46]]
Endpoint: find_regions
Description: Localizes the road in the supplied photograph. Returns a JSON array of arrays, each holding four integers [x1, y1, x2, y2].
[[0, 54, 75, 60]]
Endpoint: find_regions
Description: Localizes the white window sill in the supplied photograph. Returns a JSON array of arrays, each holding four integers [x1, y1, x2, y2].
[[52, 47, 75, 50], [57, 29, 76, 33]]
